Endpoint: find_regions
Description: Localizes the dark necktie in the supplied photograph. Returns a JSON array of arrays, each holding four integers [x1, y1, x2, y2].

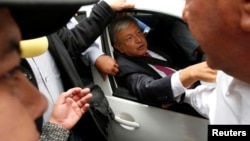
[[145, 52, 176, 75]]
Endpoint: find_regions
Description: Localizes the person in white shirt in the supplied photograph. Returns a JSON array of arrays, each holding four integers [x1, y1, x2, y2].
[[182, 0, 250, 124], [25, 41, 117, 122]]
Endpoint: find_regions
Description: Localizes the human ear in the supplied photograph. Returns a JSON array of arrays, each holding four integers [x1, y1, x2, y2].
[[240, 0, 250, 31]]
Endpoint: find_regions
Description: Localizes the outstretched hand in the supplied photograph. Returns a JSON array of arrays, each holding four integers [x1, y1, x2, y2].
[[179, 61, 217, 88], [49, 87, 92, 130], [95, 54, 119, 80], [104, 0, 135, 11]]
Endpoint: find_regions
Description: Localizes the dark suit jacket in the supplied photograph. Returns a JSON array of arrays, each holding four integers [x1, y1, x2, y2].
[[47, 1, 116, 91], [114, 47, 179, 107], [23, 1, 116, 141]]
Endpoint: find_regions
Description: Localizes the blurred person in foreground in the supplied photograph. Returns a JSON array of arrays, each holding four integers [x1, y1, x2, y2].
[[182, 0, 250, 124], [0, 0, 98, 140]]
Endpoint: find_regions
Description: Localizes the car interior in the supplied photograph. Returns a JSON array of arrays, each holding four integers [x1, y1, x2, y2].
[[101, 10, 206, 119]]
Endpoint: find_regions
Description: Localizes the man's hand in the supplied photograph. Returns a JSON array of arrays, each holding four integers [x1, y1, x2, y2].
[[95, 54, 119, 80], [49, 87, 92, 130], [179, 61, 217, 87], [104, 0, 135, 11]]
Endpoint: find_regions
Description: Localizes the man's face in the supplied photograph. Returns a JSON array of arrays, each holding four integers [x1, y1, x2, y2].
[[0, 8, 47, 141], [182, 0, 243, 72], [114, 22, 148, 57], [182, 0, 221, 68]]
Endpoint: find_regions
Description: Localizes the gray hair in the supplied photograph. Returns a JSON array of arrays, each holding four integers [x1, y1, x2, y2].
[[109, 15, 138, 45]]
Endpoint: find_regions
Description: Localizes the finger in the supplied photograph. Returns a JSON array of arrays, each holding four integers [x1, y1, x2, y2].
[[77, 93, 93, 107], [101, 73, 107, 81], [65, 87, 82, 97], [122, 1, 135, 9], [66, 97, 88, 116], [81, 103, 90, 113], [57, 87, 82, 104], [81, 88, 91, 95], [114, 63, 119, 68], [113, 67, 119, 73], [71, 88, 90, 101], [112, 71, 117, 76], [109, 71, 116, 76]]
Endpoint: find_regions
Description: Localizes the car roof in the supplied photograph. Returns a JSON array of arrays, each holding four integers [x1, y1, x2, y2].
[[78, 0, 185, 18], [129, 0, 185, 18]]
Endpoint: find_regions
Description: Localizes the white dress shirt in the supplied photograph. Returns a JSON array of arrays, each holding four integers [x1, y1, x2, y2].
[[185, 71, 250, 124], [81, 40, 104, 64], [26, 50, 64, 122], [26, 17, 102, 122]]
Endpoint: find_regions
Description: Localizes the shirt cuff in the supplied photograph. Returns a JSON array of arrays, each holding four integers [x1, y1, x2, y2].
[[81, 42, 104, 65], [171, 71, 186, 98]]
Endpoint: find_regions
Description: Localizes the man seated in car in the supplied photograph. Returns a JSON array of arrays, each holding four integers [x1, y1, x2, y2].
[[108, 15, 217, 109]]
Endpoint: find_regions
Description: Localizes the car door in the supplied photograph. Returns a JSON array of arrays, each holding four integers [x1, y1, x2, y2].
[[89, 0, 210, 141]]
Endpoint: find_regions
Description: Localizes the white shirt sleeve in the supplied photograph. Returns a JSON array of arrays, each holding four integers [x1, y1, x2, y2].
[[170, 71, 187, 102], [184, 85, 216, 118], [67, 18, 105, 66], [171, 70, 216, 118], [171, 71, 186, 97], [81, 42, 104, 65]]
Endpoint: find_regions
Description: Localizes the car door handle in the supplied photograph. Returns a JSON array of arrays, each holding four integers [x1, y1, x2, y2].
[[114, 115, 140, 128]]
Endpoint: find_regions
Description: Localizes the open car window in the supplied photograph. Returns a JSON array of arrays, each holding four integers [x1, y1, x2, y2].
[[101, 10, 205, 118]]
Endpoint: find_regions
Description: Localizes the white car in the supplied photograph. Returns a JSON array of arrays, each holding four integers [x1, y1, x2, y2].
[[79, 0, 209, 141]]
